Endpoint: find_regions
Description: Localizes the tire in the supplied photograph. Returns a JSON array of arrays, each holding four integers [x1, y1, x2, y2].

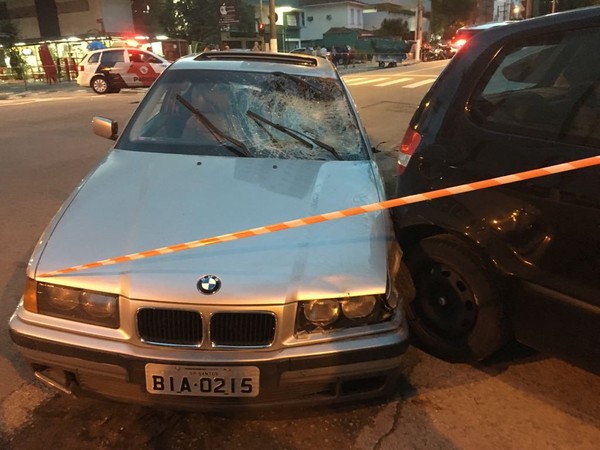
[[90, 75, 109, 94], [404, 234, 511, 362]]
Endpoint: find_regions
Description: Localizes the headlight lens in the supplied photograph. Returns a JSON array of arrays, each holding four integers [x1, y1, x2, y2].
[[28, 280, 119, 328], [80, 291, 118, 318], [46, 284, 80, 311], [341, 295, 377, 319], [303, 299, 340, 326]]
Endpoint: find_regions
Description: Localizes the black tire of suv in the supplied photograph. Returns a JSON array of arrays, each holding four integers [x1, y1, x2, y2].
[[90, 75, 109, 95], [404, 234, 511, 362]]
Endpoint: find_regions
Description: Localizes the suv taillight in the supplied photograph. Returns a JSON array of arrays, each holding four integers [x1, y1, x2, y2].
[[397, 128, 421, 175]]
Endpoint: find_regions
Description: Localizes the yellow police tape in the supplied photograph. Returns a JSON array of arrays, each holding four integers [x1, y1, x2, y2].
[[38, 155, 600, 278]]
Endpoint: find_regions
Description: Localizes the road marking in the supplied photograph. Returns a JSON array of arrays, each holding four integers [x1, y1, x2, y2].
[[374, 77, 413, 87], [344, 77, 389, 86], [0, 96, 82, 106], [342, 77, 367, 83], [403, 79, 436, 88]]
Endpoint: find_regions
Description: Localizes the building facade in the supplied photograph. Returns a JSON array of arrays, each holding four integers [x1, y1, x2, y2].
[[2, 0, 137, 42]]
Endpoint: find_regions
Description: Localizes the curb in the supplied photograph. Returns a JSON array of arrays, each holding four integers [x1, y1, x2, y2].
[[0, 82, 82, 99]]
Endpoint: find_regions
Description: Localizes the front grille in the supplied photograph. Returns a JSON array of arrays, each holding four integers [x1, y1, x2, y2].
[[210, 312, 276, 347], [137, 309, 202, 346]]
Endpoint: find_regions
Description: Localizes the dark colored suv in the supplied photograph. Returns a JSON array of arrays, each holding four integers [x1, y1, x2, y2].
[[393, 7, 600, 370]]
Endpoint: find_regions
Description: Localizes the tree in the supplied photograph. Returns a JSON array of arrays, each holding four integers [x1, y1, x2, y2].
[[430, 0, 476, 39], [0, 10, 20, 51], [375, 18, 411, 39], [0, 12, 25, 76], [159, 0, 256, 47]]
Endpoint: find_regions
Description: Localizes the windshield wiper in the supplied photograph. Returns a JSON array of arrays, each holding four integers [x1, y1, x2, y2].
[[271, 71, 336, 100], [246, 110, 343, 160], [176, 94, 253, 158]]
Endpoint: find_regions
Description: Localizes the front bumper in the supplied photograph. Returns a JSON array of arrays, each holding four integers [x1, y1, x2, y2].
[[9, 306, 409, 411]]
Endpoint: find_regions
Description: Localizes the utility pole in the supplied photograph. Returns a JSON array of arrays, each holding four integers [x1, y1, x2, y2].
[[269, 0, 277, 52], [415, 0, 423, 62]]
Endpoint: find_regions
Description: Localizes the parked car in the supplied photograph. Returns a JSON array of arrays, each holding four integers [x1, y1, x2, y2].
[[76, 47, 170, 94], [330, 45, 356, 66], [10, 51, 412, 411], [393, 7, 600, 371], [289, 47, 313, 55]]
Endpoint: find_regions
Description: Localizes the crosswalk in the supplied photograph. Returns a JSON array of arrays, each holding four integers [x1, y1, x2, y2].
[[342, 76, 437, 88]]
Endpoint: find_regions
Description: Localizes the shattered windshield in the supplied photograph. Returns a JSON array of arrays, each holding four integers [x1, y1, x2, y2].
[[119, 69, 368, 160]]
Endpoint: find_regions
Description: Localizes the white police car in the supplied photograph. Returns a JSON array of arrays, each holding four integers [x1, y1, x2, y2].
[[76, 47, 170, 94]]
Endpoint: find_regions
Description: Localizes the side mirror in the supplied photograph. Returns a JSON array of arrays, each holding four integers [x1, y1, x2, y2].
[[92, 116, 119, 141]]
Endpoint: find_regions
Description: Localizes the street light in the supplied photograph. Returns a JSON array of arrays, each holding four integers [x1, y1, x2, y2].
[[510, 0, 524, 20]]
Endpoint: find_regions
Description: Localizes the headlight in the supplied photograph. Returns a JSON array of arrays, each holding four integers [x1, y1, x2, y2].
[[303, 299, 340, 326], [80, 291, 118, 318], [24, 279, 119, 328], [296, 294, 393, 335], [341, 295, 377, 319]]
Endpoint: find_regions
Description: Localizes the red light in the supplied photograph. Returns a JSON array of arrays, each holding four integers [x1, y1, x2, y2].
[[258, 22, 265, 34], [397, 128, 421, 175], [79, 65, 84, 71], [454, 38, 467, 48]]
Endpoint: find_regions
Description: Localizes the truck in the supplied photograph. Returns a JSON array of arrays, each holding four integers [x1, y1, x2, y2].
[[368, 38, 410, 68]]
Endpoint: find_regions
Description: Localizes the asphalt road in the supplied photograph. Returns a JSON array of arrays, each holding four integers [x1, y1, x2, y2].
[[1, 62, 599, 449]]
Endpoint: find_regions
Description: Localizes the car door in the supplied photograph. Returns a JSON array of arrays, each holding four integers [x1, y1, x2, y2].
[[98, 49, 127, 88], [454, 24, 600, 364], [126, 49, 168, 88]]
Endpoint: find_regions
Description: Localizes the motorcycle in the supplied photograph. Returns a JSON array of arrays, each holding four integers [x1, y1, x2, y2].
[[421, 45, 449, 62]]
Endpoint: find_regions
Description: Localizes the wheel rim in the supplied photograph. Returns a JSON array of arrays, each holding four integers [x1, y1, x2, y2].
[[413, 262, 478, 338], [92, 78, 108, 93]]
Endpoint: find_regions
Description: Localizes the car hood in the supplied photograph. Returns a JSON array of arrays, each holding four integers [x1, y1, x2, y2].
[[32, 150, 391, 306]]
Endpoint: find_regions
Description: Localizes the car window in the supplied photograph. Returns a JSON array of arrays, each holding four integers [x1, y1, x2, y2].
[[469, 26, 600, 148], [142, 53, 163, 64], [119, 69, 368, 160], [87, 52, 100, 64], [101, 50, 125, 64], [128, 50, 163, 64], [128, 50, 144, 63]]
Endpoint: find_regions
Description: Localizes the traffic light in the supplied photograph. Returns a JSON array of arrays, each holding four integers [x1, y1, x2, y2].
[[258, 22, 265, 35]]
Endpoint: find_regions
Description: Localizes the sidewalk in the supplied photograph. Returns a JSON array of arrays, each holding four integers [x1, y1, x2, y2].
[[0, 79, 83, 99]]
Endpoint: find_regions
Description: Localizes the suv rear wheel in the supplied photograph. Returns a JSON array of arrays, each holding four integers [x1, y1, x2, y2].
[[405, 234, 511, 362], [90, 75, 109, 94]]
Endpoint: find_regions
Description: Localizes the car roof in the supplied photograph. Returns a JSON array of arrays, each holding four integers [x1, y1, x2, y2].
[[460, 6, 600, 48], [457, 20, 517, 33], [167, 51, 338, 77]]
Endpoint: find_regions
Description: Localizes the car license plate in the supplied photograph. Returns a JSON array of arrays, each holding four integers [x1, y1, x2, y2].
[[145, 363, 259, 397]]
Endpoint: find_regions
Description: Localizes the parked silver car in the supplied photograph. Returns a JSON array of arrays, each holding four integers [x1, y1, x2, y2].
[[9, 52, 411, 411]]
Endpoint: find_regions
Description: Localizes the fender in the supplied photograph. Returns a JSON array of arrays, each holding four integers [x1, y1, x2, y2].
[[394, 187, 551, 282]]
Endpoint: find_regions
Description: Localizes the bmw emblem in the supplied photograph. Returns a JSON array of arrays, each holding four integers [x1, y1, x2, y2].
[[197, 275, 221, 295]]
